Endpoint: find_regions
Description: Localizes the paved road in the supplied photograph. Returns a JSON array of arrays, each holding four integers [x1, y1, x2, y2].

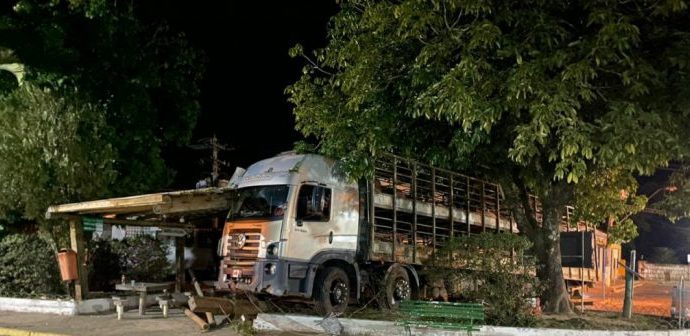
[[0, 309, 237, 336], [0, 309, 322, 336]]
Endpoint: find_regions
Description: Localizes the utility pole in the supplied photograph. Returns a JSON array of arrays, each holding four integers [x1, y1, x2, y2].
[[211, 135, 220, 184], [189, 134, 232, 187]]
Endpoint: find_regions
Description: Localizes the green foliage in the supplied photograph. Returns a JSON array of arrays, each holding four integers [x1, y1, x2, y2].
[[0, 234, 64, 297], [431, 233, 539, 326], [0, 85, 115, 226], [573, 169, 644, 243], [228, 320, 257, 336], [87, 238, 122, 292], [0, 0, 204, 197], [288, 0, 690, 185], [287, 0, 690, 311], [0, 70, 18, 95], [88, 236, 172, 288], [649, 246, 679, 264], [607, 219, 639, 245], [113, 235, 172, 282], [656, 168, 690, 221]]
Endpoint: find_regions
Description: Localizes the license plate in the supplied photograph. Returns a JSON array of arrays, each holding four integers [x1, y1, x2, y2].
[[231, 269, 242, 278]]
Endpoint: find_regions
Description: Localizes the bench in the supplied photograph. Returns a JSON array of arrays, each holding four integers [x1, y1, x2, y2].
[[398, 300, 485, 335]]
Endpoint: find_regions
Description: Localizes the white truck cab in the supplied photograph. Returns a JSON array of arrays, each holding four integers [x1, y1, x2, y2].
[[217, 152, 361, 313]]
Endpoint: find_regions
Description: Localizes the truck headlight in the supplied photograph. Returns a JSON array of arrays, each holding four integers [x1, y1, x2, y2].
[[267, 243, 278, 256], [265, 263, 277, 275]]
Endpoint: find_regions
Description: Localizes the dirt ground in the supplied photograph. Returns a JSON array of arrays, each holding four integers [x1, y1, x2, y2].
[[586, 279, 674, 317], [536, 311, 675, 330]]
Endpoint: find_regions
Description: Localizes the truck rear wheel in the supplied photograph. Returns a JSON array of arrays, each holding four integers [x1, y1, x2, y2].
[[314, 266, 350, 315], [385, 266, 411, 310]]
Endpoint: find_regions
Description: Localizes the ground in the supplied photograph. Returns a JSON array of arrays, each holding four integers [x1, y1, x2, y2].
[[0, 309, 229, 336], [587, 279, 674, 317], [0, 280, 679, 336], [0, 309, 320, 336]]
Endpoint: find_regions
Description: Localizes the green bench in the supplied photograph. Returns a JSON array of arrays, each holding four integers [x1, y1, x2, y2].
[[398, 300, 485, 335]]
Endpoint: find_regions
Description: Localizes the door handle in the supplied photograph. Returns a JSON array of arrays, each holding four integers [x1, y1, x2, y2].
[[329, 231, 333, 244]]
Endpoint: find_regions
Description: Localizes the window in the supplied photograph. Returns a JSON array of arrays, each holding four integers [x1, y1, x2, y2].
[[229, 185, 289, 219], [296, 185, 331, 222]]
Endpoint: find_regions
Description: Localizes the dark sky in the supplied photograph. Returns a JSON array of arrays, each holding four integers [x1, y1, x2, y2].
[[160, 1, 339, 188]]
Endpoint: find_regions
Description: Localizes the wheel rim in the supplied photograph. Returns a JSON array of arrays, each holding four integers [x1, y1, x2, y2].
[[392, 278, 411, 304], [330, 280, 348, 305]]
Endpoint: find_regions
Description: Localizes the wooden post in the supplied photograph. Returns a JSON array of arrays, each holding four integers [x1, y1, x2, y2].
[[449, 174, 454, 239], [370, 178, 376, 260], [466, 177, 471, 236], [495, 185, 500, 233], [412, 163, 418, 264], [481, 182, 486, 232], [392, 159, 397, 262], [176, 236, 185, 293], [69, 218, 88, 301], [431, 168, 436, 250]]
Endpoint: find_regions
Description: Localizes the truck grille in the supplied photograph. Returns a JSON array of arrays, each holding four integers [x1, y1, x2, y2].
[[223, 228, 261, 279]]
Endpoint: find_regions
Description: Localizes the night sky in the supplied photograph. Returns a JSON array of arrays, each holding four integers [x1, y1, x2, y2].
[[159, 1, 339, 188]]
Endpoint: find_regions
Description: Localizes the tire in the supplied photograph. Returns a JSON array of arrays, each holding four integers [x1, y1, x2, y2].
[[384, 266, 411, 310], [314, 266, 350, 316]]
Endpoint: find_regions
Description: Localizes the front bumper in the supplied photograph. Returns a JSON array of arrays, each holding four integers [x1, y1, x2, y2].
[[217, 258, 313, 298]]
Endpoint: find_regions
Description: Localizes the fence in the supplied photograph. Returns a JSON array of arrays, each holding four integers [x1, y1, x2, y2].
[[638, 261, 690, 282]]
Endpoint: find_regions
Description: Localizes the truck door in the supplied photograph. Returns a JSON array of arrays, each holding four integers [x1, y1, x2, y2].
[[285, 184, 333, 261]]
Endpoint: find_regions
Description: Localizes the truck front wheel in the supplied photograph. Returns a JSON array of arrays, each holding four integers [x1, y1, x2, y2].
[[314, 266, 350, 315]]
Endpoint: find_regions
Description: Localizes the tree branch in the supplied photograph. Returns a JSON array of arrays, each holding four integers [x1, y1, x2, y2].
[[300, 54, 334, 76], [442, 0, 451, 30]]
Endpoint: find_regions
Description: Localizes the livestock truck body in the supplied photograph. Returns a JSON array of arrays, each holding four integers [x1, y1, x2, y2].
[[216, 151, 520, 314]]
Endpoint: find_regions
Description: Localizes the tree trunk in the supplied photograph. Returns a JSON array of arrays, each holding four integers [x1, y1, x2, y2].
[[509, 179, 574, 314], [533, 202, 573, 314]]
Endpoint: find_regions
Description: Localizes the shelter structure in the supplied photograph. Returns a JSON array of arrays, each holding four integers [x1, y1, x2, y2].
[[46, 187, 235, 300]]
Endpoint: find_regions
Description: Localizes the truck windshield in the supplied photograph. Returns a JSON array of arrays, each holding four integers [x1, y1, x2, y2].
[[229, 185, 289, 220]]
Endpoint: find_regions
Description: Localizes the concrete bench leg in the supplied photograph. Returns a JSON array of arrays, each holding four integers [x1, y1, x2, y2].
[[138, 292, 147, 316], [112, 297, 124, 320], [158, 300, 169, 318], [156, 290, 172, 318]]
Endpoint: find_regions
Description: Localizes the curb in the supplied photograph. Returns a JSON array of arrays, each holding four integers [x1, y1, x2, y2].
[[0, 296, 154, 316], [0, 328, 68, 336], [254, 313, 690, 336]]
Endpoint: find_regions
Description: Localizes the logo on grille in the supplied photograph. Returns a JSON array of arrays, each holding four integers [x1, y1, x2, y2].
[[230, 233, 247, 249]]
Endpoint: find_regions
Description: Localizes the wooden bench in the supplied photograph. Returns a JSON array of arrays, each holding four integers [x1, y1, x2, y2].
[[398, 300, 485, 335]]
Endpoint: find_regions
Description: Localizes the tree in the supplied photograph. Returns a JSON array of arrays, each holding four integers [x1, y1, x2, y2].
[[287, 0, 690, 313], [0, 85, 115, 244], [0, 0, 204, 197]]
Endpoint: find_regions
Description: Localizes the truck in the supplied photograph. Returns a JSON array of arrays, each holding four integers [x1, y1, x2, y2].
[[216, 151, 524, 314]]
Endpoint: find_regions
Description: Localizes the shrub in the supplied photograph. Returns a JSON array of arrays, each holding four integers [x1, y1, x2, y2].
[[0, 234, 64, 297], [430, 232, 540, 327], [89, 235, 172, 288], [116, 235, 172, 282], [87, 238, 122, 292]]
